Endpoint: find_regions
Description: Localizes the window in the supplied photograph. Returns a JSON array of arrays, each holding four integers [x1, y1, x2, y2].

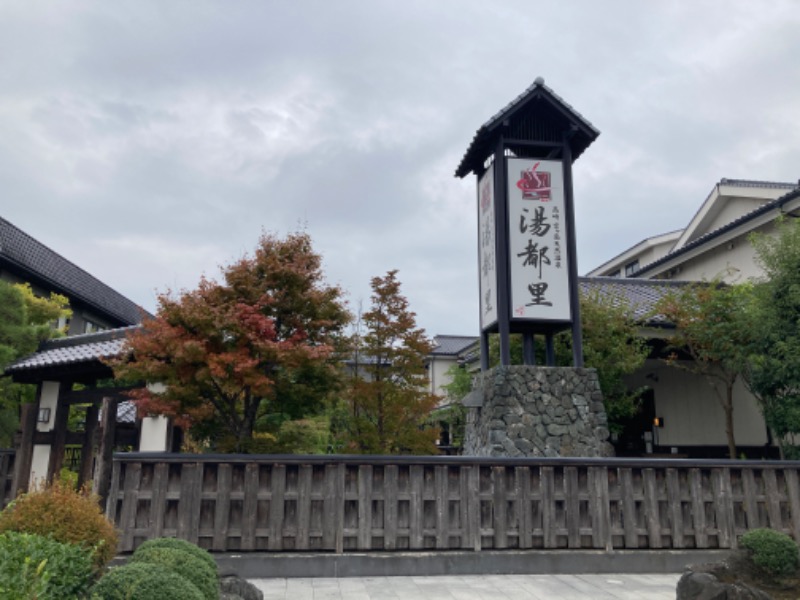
[[624, 260, 640, 277], [83, 319, 106, 334]]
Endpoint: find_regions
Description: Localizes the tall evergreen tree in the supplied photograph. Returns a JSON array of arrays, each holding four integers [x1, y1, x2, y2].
[[340, 270, 439, 454]]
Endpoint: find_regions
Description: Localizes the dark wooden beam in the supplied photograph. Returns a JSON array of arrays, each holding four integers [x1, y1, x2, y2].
[[60, 385, 140, 405]]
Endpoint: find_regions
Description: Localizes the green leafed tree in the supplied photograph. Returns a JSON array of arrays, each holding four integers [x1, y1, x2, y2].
[[0, 281, 71, 446], [750, 218, 800, 457], [656, 281, 757, 459], [338, 270, 440, 454], [110, 232, 350, 453]]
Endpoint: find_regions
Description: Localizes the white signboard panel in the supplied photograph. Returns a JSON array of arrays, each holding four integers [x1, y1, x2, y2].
[[506, 158, 571, 322], [477, 164, 498, 330]]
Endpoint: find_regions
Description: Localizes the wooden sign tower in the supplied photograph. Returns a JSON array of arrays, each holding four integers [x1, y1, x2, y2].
[[455, 77, 599, 369]]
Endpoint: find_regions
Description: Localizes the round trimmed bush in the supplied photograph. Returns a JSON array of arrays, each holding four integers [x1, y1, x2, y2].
[[134, 536, 217, 575], [132, 545, 218, 600], [92, 562, 205, 600], [0, 480, 118, 569], [0, 531, 95, 599], [740, 528, 799, 577]]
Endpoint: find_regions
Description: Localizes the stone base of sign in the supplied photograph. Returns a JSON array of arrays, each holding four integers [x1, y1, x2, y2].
[[463, 365, 614, 458]]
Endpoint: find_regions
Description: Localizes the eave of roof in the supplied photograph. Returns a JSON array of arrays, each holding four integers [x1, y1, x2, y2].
[[4, 326, 138, 377], [0, 217, 150, 326], [431, 335, 479, 356], [673, 179, 797, 250], [586, 230, 682, 276], [579, 276, 688, 326], [455, 77, 599, 179], [636, 185, 800, 277]]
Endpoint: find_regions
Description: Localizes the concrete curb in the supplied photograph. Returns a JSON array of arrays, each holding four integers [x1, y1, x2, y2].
[[214, 549, 729, 578]]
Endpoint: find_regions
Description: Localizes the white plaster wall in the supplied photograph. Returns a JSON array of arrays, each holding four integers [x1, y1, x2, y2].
[[29, 380, 60, 483], [139, 416, 170, 452], [637, 244, 671, 269], [147, 382, 167, 394], [30, 445, 51, 487], [429, 356, 457, 397], [36, 381, 59, 433], [627, 361, 769, 448], [669, 231, 766, 283], [705, 197, 769, 233]]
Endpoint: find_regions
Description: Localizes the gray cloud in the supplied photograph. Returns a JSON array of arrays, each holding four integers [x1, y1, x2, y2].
[[1, 0, 799, 336]]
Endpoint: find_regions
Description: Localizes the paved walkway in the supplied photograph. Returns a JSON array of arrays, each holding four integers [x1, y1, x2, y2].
[[250, 573, 681, 599]]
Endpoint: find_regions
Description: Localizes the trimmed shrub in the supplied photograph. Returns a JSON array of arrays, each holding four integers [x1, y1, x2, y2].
[[131, 545, 218, 600], [0, 480, 118, 569], [134, 536, 217, 575], [740, 528, 800, 577], [92, 562, 205, 600], [0, 531, 95, 599]]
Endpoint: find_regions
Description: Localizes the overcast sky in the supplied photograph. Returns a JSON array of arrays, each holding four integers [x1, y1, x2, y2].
[[2, 1, 799, 337]]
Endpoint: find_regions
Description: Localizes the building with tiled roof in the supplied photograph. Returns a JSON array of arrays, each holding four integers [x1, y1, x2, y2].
[[0, 216, 148, 335], [428, 335, 480, 398], [588, 179, 799, 281], [586, 176, 800, 458]]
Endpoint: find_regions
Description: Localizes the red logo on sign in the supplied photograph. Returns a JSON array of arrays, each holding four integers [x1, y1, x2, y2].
[[516, 162, 551, 201]]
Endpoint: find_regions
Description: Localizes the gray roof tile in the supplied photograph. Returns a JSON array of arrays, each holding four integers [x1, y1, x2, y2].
[[4, 326, 137, 374], [0, 217, 147, 326], [579, 276, 688, 325], [431, 335, 478, 356], [719, 178, 797, 190]]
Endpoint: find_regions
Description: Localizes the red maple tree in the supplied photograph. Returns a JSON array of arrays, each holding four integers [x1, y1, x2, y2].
[[111, 232, 350, 452]]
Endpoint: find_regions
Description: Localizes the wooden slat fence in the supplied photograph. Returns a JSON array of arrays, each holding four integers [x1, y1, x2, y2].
[[0, 450, 15, 507], [107, 454, 800, 554]]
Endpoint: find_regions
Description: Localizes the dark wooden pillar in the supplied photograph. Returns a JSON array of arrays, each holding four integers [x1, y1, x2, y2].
[[94, 396, 118, 506], [493, 138, 511, 366], [523, 333, 536, 365], [545, 334, 556, 366], [77, 403, 99, 490], [11, 402, 37, 498], [46, 383, 72, 484], [561, 131, 584, 367]]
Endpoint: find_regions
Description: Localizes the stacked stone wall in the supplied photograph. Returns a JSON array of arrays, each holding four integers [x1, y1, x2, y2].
[[463, 365, 614, 457]]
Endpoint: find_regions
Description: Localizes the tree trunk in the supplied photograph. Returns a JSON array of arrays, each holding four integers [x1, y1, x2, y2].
[[724, 383, 737, 459]]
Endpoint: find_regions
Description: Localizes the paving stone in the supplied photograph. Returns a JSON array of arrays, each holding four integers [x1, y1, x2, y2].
[[249, 574, 681, 599]]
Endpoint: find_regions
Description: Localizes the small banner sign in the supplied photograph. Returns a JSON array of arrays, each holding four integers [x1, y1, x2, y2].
[[478, 164, 498, 330]]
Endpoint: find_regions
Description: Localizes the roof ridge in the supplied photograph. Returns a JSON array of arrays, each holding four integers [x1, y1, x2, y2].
[[580, 276, 690, 286], [719, 178, 798, 189], [40, 325, 140, 349]]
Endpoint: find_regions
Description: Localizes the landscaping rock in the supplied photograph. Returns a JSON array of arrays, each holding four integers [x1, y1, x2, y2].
[[677, 565, 774, 600], [219, 575, 263, 600]]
